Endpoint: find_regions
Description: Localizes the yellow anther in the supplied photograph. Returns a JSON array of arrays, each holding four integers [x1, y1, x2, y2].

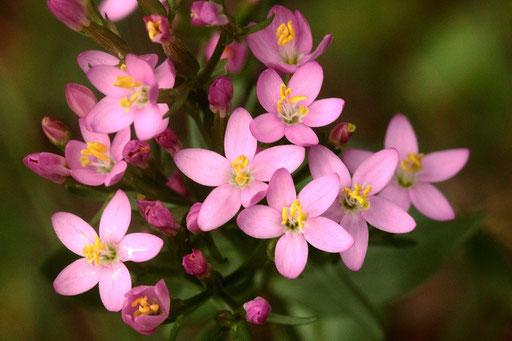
[[150, 304, 159, 313], [113, 75, 142, 89], [276, 21, 295, 46], [119, 92, 140, 112], [277, 83, 308, 115], [132, 296, 159, 317], [80, 156, 91, 167], [282, 200, 307, 229], [298, 106, 309, 116], [120, 64, 127, 71], [282, 207, 288, 225], [146, 19, 162, 40], [289, 96, 307, 104], [231, 155, 250, 187], [83, 236, 106, 267], [343, 184, 372, 210], [139, 305, 150, 315], [297, 211, 307, 229], [400, 152, 424, 173], [81, 142, 110, 163], [347, 123, 356, 132]]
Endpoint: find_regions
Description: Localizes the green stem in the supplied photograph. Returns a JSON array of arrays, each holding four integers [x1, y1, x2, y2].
[[197, 33, 229, 85], [88, 196, 112, 226]]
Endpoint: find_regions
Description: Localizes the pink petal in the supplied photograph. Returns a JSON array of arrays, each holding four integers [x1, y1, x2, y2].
[[341, 148, 372, 175], [339, 213, 368, 271], [139, 54, 159, 69], [301, 34, 333, 64], [54, 258, 101, 295], [303, 216, 353, 252], [256, 69, 284, 113], [284, 124, 318, 146], [104, 161, 127, 187], [418, 149, 469, 183], [99, 189, 131, 244], [250, 145, 305, 181], [111, 127, 131, 162], [246, 19, 280, 65], [117, 233, 164, 262], [293, 9, 313, 54], [378, 183, 411, 211], [65, 140, 87, 169], [322, 201, 345, 223], [99, 262, 131, 312], [70, 168, 106, 186], [266, 168, 296, 210], [240, 181, 268, 208], [77, 50, 119, 73], [361, 196, 416, 233], [87, 65, 130, 98], [410, 182, 455, 221], [384, 113, 418, 159], [133, 105, 166, 141], [78, 118, 110, 148], [249, 113, 286, 143], [288, 61, 323, 106], [352, 148, 399, 195], [52, 212, 97, 256], [126, 54, 154, 85], [308, 145, 351, 189], [174, 149, 231, 187], [302, 98, 344, 128], [224, 107, 257, 162], [237, 205, 285, 238], [86, 97, 135, 134], [197, 184, 242, 231], [275, 232, 308, 279], [298, 173, 340, 217], [99, 0, 138, 21], [155, 59, 176, 89]]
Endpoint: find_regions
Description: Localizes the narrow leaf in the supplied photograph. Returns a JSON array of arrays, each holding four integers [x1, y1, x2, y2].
[[266, 313, 317, 326]]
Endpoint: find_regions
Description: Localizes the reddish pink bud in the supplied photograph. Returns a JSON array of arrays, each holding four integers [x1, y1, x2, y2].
[[121, 279, 170, 335], [23, 152, 70, 184], [182, 249, 211, 279], [208, 76, 233, 118], [41, 117, 71, 148], [329, 122, 356, 149], [65, 83, 97, 117], [190, 1, 228, 27], [144, 15, 172, 44], [154, 127, 182, 156], [166, 172, 189, 197], [243, 297, 271, 325], [137, 199, 179, 236], [47, 0, 90, 31], [186, 202, 202, 235], [122, 140, 151, 168]]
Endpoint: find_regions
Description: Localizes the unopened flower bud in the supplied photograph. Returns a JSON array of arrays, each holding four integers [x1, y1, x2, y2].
[[137, 199, 179, 236], [166, 172, 189, 197], [65, 83, 97, 117], [23, 152, 70, 184], [190, 1, 228, 27], [123, 140, 151, 168], [208, 76, 233, 118], [41, 117, 71, 148], [47, 0, 90, 31], [144, 15, 172, 44], [243, 297, 271, 325], [186, 202, 202, 235], [329, 122, 356, 149], [182, 249, 211, 279], [154, 127, 182, 156]]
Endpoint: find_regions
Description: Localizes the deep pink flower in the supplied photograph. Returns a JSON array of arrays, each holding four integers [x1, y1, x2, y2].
[[174, 108, 305, 231], [41, 117, 72, 148], [250, 62, 344, 146], [137, 199, 179, 236], [190, 1, 228, 27], [121, 279, 170, 335], [247, 5, 332, 74], [237, 168, 354, 279], [144, 15, 172, 44], [342, 114, 469, 221], [52, 190, 164, 311], [309, 145, 416, 271], [122, 140, 151, 168], [65, 119, 130, 186], [182, 249, 211, 279], [329, 122, 356, 149], [65, 83, 98, 117], [244, 297, 271, 325], [205, 32, 248, 74], [186, 202, 202, 235], [208, 76, 233, 118], [47, 0, 89, 31], [23, 152, 70, 184], [155, 127, 182, 156]]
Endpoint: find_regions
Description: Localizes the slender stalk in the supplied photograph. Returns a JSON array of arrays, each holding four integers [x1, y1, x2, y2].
[[197, 33, 229, 85]]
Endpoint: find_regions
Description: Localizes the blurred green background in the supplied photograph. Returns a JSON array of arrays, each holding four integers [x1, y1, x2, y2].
[[1, 0, 511, 340]]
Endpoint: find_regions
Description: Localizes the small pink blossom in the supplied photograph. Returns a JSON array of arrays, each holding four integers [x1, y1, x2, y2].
[[244, 297, 271, 325], [41, 117, 72, 148], [182, 249, 211, 279], [65, 83, 98, 117], [137, 199, 179, 236], [122, 140, 151, 168], [47, 0, 89, 31], [155, 127, 182, 156], [205, 32, 248, 74], [23, 152, 70, 184], [186, 202, 202, 235], [208, 76, 233, 118], [190, 1, 228, 27], [144, 15, 172, 44]]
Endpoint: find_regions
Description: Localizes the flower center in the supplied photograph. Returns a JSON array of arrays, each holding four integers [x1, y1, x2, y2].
[[231, 155, 251, 187], [146, 19, 162, 40], [83, 236, 117, 266], [113, 75, 150, 112], [276, 84, 308, 125], [276, 21, 295, 47], [282, 199, 307, 231], [131, 296, 161, 317], [400, 152, 424, 173], [341, 184, 371, 211], [80, 142, 114, 173]]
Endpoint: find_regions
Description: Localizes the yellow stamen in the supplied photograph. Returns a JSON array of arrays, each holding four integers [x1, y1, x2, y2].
[[146, 19, 162, 40], [289, 96, 307, 104], [298, 106, 309, 116], [231, 155, 250, 187], [131, 296, 160, 317], [113, 75, 142, 89], [150, 304, 160, 313], [343, 184, 372, 210], [282, 207, 288, 225], [83, 236, 106, 266], [81, 142, 110, 164], [347, 123, 356, 133], [282, 200, 307, 229], [119, 92, 140, 112], [400, 152, 424, 173], [120, 64, 127, 71], [276, 83, 308, 115], [276, 21, 295, 46], [80, 156, 91, 167]]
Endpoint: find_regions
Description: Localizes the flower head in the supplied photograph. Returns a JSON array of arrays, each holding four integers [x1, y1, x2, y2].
[[244, 297, 271, 325], [137, 199, 179, 236], [190, 1, 228, 27], [144, 15, 172, 44], [205, 32, 248, 74], [123, 140, 151, 168], [182, 249, 211, 279]]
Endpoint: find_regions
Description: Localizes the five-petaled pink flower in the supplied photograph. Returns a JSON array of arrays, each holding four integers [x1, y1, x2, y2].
[[174, 108, 305, 231], [250, 61, 344, 146], [52, 190, 164, 311], [309, 145, 416, 271], [247, 5, 333, 74], [342, 113, 469, 221], [237, 168, 354, 279]]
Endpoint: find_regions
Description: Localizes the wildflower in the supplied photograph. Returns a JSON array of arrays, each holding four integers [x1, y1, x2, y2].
[[244, 297, 271, 325], [144, 15, 172, 44], [137, 199, 179, 236], [205, 32, 248, 74], [186, 202, 202, 235], [41, 117, 72, 148], [47, 0, 89, 31], [329, 122, 356, 149], [65, 83, 98, 117], [208, 76, 233, 118], [182, 249, 211, 279], [122, 140, 151, 168], [23, 152, 70, 184], [190, 1, 228, 27]]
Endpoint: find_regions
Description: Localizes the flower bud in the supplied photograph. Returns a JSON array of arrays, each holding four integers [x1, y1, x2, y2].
[[144, 15, 172, 44], [121, 279, 170, 335], [41, 117, 71, 148], [190, 1, 228, 27], [182, 249, 211, 279], [166, 172, 189, 197], [205, 33, 248, 74], [23, 152, 70, 184], [208, 76, 233, 118], [122, 140, 151, 168], [186, 202, 202, 235], [154, 127, 182, 156], [243, 297, 271, 325], [65, 83, 97, 117], [137, 199, 179, 236], [329, 122, 356, 149], [46, 0, 90, 31]]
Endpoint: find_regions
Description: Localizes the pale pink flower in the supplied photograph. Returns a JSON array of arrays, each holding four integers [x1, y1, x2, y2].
[[174, 108, 305, 231], [52, 190, 164, 311], [342, 114, 469, 221], [65, 83, 98, 117], [205, 32, 248, 74], [250, 62, 344, 146], [244, 297, 271, 325], [98, 0, 166, 22], [190, 1, 228, 27], [237, 168, 354, 279], [309, 145, 416, 271], [23, 152, 70, 184], [247, 5, 332, 74]]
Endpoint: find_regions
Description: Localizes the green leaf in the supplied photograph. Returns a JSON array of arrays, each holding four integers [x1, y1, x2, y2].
[[208, 59, 228, 83], [266, 313, 317, 326], [168, 315, 184, 341], [239, 13, 275, 36]]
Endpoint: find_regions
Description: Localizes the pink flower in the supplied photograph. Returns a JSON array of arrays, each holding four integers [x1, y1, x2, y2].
[[208, 76, 233, 118], [329, 122, 356, 149], [47, 0, 89, 31], [98, 0, 167, 22], [23, 152, 70, 184], [65, 119, 130, 186], [190, 1, 228, 27], [342, 114, 469, 221], [122, 140, 151, 168], [174, 108, 305, 231], [155, 127, 182, 156], [144, 15, 172, 44], [237, 168, 354, 279], [309, 145, 416, 271], [41, 117, 72, 148], [121, 279, 170, 335], [186, 202, 202, 235], [137, 199, 179, 236], [205, 32, 248, 74], [182, 249, 211, 279], [65, 83, 98, 117], [52, 190, 164, 311], [244, 297, 271, 325], [247, 5, 333, 74], [250, 62, 344, 146]]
